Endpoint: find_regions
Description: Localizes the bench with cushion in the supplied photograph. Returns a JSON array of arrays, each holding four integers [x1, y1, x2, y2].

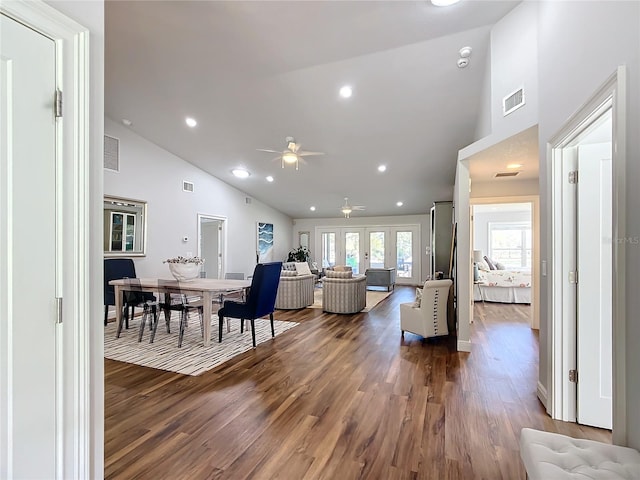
[[520, 428, 640, 480]]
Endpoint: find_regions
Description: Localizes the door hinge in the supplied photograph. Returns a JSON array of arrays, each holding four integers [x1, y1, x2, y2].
[[55, 89, 63, 118], [569, 369, 578, 383], [55, 297, 63, 324], [569, 270, 578, 284], [568, 170, 578, 184]]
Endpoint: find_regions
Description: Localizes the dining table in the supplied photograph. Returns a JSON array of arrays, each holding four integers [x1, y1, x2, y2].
[[109, 277, 251, 346]]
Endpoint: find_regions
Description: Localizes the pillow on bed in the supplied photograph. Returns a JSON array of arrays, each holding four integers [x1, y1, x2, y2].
[[495, 262, 506, 270], [477, 259, 490, 271], [484, 256, 496, 270]]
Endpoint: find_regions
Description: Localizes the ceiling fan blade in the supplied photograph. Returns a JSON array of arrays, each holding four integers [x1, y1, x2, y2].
[[298, 151, 325, 157], [256, 148, 282, 154], [353, 206, 366, 210]]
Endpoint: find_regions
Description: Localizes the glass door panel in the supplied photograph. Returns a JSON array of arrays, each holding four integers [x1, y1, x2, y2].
[[368, 231, 386, 268], [344, 231, 361, 274], [396, 231, 413, 278], [320, 232, 336, 268]]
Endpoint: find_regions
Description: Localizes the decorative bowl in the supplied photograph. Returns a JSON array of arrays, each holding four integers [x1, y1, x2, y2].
[[168, 262, 201, 281]]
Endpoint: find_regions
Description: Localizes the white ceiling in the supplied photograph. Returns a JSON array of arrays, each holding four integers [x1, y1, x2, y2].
[[105, 1, 521, 219]]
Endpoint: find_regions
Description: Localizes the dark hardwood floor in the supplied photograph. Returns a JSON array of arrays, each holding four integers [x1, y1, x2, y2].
[[104, 286, 610, 479]]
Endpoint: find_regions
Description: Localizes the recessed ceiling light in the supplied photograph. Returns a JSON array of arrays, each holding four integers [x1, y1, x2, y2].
[[266, 175, 274, 182], [185, 117, 197, 128], [396, 201, 404, 207], [339, 85, 353, 98], [378, 165, 387, 172], [121, 119, 132, 126], [232, 168, 250, 179], [507, 163, 523, 169], [310, 206, 316, 211], [431, 0, 460, 6]]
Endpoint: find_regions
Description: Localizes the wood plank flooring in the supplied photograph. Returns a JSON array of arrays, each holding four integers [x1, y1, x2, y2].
[[105, 286, 610, 479]]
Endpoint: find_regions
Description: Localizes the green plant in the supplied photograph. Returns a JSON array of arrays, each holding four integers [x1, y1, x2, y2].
[[286, 246, 310, 263]]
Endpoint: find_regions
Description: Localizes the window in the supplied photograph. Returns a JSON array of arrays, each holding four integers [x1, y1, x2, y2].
[[488, 222, 531, 269]]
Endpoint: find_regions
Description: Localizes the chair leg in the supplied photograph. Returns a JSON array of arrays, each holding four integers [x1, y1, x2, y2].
[[116, 305, 127, 338], [178, 310, 187, 348], [163, 307, 171, 333], [138, 305, 149, 342], [250, 318, 256, 348], [240, 318, 244, 334], [104, 306, 108, 326], [150, 305, 159, 343], [218, 312, 224, 343], [270, 312, 275, 338]]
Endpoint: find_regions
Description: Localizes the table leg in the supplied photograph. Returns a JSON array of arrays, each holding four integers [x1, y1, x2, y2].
[[202, 291, 212, 346], [114, 285, 123, 337]]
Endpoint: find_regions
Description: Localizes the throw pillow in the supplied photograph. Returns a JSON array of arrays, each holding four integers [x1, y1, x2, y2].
[[332, 265, 352, 272], [294, 262, 312, 276], [495, 262, 506, 270], [477, 259, 490, 271], [484, 256, 496, 270], [326, 270, 352, 279], [414, 288, 423, 308], [281, 270, 298, 277], [282, 262, 297, 271]]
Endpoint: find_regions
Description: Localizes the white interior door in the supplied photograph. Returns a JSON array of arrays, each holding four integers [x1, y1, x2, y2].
[[577, 142, 613, 429], [1, 14, 60, 477], [198, 215, 225, 279]]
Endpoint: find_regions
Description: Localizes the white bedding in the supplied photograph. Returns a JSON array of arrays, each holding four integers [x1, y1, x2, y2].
[[475, 269, 532, 304]]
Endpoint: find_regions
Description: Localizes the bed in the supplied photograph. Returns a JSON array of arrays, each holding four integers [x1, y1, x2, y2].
[[474, 269, 531, 304]]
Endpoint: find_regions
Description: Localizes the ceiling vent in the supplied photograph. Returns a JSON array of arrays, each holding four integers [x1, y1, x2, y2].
[[495, 171, 520, 178], [104, 135, 119, 171], [503, 87, 525, 116], [182, 180, 194, 193]]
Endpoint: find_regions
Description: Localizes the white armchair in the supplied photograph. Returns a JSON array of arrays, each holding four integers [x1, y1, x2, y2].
[[400, 279, 452, 339]]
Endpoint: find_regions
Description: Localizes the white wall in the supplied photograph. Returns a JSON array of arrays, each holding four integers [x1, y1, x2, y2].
[[473, 208, 531, 261], [471, 178, 539, 198], [489, 1, 539, 137], [44, 1, 104, 477], [536, 0, 640, 447], [293, 214, 430, 281], [104, 118, 293, 279]]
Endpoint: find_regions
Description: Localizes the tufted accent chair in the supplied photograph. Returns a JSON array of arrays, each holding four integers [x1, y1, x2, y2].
[[399, 279, 452, 339]]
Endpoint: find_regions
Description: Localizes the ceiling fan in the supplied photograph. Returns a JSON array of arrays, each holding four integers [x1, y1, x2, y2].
[[341, 197, 366, 218], [256, 136, 324, 170]]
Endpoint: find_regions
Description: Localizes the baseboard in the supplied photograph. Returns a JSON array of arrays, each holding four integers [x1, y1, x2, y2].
[[537, 381, 548, 409], [457, 339, 472, 352]]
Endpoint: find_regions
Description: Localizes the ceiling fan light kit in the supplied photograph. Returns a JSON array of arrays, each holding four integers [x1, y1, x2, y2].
[[257, 136, 325, 171], [341, 197, 365, 218]]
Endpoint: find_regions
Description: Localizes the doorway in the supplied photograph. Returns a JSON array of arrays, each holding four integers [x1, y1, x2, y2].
[[197, 214, 226, 279], [550, 67, 626, 439]]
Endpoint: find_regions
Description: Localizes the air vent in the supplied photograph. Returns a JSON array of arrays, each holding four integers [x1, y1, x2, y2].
[[182, 181, 194, 193], [503, 87, 525, 116], [495, 172, 520, 178], [245, 197, 252, 205], [104, 135, 119, 171]]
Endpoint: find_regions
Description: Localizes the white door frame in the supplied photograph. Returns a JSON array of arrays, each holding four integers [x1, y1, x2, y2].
[[197, 214, 227, 279], [549, 67, 626, 443], [0, 2, 94, 478]]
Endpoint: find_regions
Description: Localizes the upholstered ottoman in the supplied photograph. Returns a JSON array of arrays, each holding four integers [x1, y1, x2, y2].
[[520, 428, 640, 479], [364, 267, 396, 291]]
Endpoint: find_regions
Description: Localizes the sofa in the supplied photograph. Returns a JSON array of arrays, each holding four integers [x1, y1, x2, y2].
[[365, 267, 396, 291], [275, 272, 315, 310], [321, 270, 366, 314]]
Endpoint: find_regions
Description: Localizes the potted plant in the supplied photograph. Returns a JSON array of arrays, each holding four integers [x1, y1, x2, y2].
[[286, 246, 310, 263]]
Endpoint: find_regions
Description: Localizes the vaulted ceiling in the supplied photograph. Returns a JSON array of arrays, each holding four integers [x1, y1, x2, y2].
[[105, 1, 521, 219]]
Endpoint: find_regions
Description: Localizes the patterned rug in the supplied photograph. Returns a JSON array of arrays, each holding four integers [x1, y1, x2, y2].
[[104, 313, 298, 376], [309, 287, 393, 312]]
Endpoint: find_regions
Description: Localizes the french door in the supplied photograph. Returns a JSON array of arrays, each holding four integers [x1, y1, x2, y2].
[[317, 225, 420, 284]]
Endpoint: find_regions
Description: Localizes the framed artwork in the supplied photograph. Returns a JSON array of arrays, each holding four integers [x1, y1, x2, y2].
[[257, 222, 274, 263]]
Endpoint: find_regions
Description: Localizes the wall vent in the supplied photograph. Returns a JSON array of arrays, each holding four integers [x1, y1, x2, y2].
[[245, 197, 252, 205], [182, 181, 194, 193], [503, 87, 525, 116], [495, 171, 520, 178], [104, 135, 119, 171]]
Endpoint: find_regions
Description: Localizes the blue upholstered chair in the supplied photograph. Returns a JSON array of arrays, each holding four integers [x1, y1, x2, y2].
[[217, 262, 282, 348], [104, 258, 156, 331]]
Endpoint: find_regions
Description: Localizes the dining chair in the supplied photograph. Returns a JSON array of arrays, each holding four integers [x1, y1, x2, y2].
[[104, 258, 156, 328], [217, 262, 282, 348], [157, 280, 204, 347]]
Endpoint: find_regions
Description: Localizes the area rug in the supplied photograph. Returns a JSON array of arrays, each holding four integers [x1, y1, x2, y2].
[[309, 288, 393, 312], [104, 313, 298, 376]]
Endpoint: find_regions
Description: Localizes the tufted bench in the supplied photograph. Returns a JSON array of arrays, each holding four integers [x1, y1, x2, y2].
[[520, 428, 640, 479]]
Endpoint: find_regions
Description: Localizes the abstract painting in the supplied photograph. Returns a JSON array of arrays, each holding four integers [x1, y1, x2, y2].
[[257, 222, 274, 263]]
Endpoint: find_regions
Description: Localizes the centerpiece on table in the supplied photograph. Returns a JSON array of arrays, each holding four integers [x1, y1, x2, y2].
[[164, 256, 204, 281]]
